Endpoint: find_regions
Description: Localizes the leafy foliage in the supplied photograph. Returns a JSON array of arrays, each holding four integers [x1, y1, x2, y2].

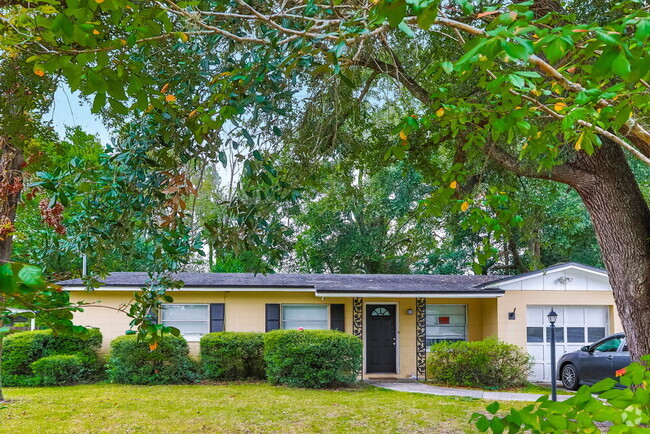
[[30, 354, 86, 386], [1, 328, 102, 387], [200, 332, 265, 380], [472, 355, 650, 433], [427, 338, 533, 389], [263, 330, 362, 389], [107, 334, 200, 385]]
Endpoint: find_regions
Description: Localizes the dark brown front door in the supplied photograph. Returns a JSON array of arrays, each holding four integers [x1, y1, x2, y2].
[[366, 304, 397, 373]]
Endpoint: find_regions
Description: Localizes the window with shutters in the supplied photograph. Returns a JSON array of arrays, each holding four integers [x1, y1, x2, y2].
[[281, 304, 328, 330], [161, 304, 209, 341]]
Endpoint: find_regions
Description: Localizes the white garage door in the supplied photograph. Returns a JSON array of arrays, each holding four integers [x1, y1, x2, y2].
[[526, 306, 609, 381]]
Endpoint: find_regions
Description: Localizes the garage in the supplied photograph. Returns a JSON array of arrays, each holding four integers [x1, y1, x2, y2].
[[526, 305, 609, 381]]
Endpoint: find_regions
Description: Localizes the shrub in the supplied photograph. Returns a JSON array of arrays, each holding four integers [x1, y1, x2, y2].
[[473, 355, 650, 432], [31, 355, 85, 386], [200, 332, 265, 380], [427, 337, 532, 389], [263, 329, 362, 388], [107, 335, 200, 385], [1, 329, 103, 386]]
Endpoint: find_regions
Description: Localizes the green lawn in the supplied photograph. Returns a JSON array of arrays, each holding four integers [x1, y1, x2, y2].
[[0, 383, 523, 433]]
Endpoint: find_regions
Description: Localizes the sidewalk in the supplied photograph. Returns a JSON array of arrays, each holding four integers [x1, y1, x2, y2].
[[367, 380, 574, 402]]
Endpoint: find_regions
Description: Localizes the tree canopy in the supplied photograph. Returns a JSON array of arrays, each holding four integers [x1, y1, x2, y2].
[[1, 0, 649, 358]]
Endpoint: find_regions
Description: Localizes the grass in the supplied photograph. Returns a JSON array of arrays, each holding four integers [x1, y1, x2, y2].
[[424, 381, 574, 396], [0, 382, 525, 433]]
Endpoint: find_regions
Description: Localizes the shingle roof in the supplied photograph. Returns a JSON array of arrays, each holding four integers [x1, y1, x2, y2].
[[58, 272, 504, 294]]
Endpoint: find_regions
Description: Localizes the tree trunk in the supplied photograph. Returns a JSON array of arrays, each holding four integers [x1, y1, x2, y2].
[[0, 138, 23, 402], [566, 139, 650, 361], [0, 137, 24, 263]]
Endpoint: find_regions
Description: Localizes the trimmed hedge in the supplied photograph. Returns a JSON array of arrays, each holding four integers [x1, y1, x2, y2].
[[263, 330, 362, 388], [31, 355, 86, 386], [200, 332, 265, 380], [107, 335, 200, 385], [1, 329, 103, 386], [427, 337, 532, 389]]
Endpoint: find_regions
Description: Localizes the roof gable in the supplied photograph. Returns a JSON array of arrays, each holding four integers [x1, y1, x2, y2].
[[479, 262, 610, 291]]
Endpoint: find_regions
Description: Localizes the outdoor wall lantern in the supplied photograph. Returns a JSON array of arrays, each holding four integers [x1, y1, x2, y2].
[[548, 307, 558, 401], [407, 308, 413, 315]]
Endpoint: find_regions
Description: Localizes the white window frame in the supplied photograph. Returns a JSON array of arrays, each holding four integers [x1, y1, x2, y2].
[[281, 304, 330, 330], [425, 304, 467, 350], [160, 303, 210, 342]]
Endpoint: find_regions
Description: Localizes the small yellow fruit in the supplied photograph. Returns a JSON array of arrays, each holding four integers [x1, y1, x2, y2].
[[436, 108, 445, 117], [461, 201, 470, 212], [165, 94, 177, 102], [449, 181, 457, 189]]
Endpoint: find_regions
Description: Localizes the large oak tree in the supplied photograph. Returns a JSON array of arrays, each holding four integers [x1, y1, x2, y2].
[[1, 0, 649, 360]]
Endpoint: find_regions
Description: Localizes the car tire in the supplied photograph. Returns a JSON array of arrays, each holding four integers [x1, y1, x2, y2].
[[561, 363, 580, 391]]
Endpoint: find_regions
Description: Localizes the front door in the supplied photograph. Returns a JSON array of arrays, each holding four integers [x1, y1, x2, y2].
[[366, 304, 397, 373]]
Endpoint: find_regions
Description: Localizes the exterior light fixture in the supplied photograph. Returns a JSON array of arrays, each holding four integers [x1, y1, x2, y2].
[[548, 307, 558, 401]]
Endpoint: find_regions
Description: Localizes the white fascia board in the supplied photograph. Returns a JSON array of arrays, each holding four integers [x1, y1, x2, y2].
[[64, 286, 316, 292], [315, 292, 504, 298], [481, 264, 608, 289]]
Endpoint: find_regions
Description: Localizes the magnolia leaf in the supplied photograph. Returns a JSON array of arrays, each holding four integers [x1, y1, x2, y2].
[[18, 265, 46, 290]]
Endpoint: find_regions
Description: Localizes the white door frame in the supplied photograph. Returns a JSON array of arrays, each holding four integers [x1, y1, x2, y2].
[[363, 302, 400, 375]]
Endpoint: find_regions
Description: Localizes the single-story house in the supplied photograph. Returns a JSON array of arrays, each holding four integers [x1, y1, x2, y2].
[[60, 262, 622, 382]]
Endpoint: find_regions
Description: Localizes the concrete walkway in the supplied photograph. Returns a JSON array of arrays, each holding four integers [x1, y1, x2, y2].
[[368, 380, 574, 402]]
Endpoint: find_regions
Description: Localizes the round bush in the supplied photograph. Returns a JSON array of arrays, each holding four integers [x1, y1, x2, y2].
[[200, 332, 265, 380], [1, 329, 103, 387], [263, 330, 362, 389], [107, 335, 200, 385], [426, 337, 533, 389], [31, 355, 85, 386]]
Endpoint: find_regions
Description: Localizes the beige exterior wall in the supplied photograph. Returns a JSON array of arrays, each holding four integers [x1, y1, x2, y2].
[[494, 290, 623, 349], [69, 290, 497, 378], [69, 287, 622, 379]]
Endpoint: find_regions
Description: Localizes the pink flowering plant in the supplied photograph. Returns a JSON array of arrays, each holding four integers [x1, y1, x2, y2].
[[472, 355, 650, 433]]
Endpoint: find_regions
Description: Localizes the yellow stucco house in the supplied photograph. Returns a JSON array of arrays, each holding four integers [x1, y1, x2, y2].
[[61, 262, 622, 382]]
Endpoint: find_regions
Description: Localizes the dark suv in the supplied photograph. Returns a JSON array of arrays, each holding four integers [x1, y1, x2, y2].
[[557, 332, 629, 390]]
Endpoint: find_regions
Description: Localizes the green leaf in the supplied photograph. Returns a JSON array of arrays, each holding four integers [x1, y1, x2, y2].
[[398, 21, 415, 37], [18, 265, 46, 290], [416, 3, 439, 30], [486, 401, 500, 415], [384, 0, 407, 27], [636, 19, 650, 41], [474, 414, 490, 431], [92, 92, 106, 113], [611, 51, 631, 77], [0, 264, 17, 294], [490, 417, 504, 434], [441, 61, 454, 74]]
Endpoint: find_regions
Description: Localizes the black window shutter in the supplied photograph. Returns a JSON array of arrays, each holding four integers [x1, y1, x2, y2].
[[210, 303, 225, 333], [266, 304, 280, 332], [330, 304, 345, 331]]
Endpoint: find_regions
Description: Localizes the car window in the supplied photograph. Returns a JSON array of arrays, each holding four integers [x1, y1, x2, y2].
[[593, 337, 622, 352], [621, 339, 628, 352]]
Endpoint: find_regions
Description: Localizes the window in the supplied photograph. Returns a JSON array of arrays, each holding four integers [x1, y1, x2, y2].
[[527, 327, 543, 342], [593, 337, 622, 353], [426, 304, 466, 348], [588, 327, 606, 342], [282, 304, 328, 330], [161, 304, 209, 341], [567, 327, 585, 343], [546, 327, 565, 343]]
